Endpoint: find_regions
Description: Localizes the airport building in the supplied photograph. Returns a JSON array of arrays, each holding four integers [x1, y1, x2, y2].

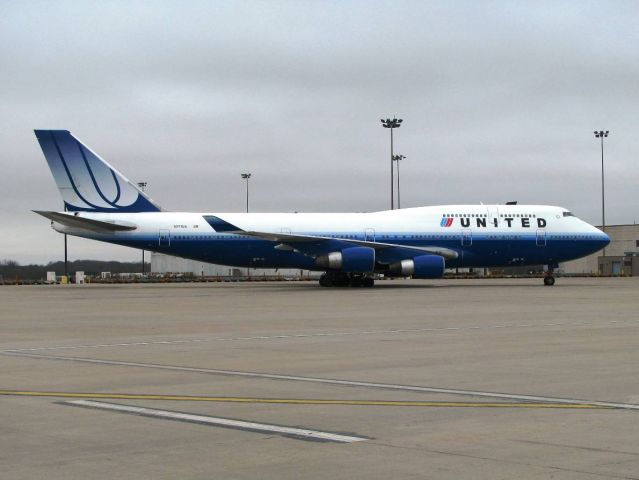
[[561, 224, 639, 276], [150, 252, 313, 279]]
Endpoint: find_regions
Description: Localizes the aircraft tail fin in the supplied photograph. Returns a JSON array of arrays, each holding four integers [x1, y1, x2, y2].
[[34, 130, 161, 212]]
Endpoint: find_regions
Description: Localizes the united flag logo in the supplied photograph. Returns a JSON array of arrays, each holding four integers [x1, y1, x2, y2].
[[440, 217, 454, 227]]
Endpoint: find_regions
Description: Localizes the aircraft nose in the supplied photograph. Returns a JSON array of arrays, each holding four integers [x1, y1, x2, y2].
[[590, 228, 610, 251], [587, 223, 610, 252]]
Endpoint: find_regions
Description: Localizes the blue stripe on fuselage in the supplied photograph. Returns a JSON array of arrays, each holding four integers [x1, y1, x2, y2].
[[79, 230, 609, 270]]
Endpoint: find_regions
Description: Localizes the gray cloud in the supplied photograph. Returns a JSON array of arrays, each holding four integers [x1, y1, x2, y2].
[[1, 0, 638, 263]]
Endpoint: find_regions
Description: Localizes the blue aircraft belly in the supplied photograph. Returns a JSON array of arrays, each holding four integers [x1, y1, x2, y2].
[[99, 232, 606, 271]]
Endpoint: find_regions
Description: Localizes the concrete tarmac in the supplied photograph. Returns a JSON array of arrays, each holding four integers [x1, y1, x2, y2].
[[1, 278, 639, 479]]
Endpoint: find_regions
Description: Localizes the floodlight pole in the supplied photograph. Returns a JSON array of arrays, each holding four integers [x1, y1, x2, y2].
[[63, 205, 68, 279], [594, 130, 609, 256], [241, 173, 252, 279], [393, 155, 406, 209], [381, 118, 403, 210], [137, 182, 148, 275], [241, 173, 252, 213], [390, 127, 394, 210]]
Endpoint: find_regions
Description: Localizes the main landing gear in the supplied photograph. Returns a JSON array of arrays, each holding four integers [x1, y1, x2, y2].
[[319, 272, 375, 288], [543, 266, 556, 286]]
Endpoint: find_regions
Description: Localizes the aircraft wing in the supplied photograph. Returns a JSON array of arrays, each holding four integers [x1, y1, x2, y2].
[[203, 215, 458, 261], [33, 211, 137, 232], [243, 230, 459, 260]]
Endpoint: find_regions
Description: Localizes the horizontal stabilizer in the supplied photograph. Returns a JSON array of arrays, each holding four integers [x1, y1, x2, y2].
[[33, 211, 137, 232]]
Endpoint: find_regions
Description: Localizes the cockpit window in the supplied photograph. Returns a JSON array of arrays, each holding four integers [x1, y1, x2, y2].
[[563, 211, 574, 217]]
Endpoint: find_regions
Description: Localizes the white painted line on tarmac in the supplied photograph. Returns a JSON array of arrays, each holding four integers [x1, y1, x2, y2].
[[2, 319, 631, 353], [62, 399, 368, 443], [8, 351, 639, 411]]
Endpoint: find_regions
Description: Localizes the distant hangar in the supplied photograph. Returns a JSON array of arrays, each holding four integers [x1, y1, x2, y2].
[[562, 224, 639, 276]]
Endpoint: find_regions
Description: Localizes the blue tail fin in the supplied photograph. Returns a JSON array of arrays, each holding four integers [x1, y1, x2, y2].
[[34, 130, 161, 213]]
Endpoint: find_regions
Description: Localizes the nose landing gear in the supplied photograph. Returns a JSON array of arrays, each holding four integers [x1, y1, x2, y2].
[[543, 265, 556, 286], [319, 272, 375, 288]]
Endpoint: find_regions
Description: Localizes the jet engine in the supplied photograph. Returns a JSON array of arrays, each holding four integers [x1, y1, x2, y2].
[[315, 246, 375, 273], [387, 255, 445, 279]]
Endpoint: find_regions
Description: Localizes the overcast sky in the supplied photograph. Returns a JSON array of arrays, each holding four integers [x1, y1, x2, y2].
[[1, 0, 637, 264]]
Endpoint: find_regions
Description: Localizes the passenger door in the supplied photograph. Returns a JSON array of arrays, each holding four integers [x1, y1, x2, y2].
[[487, 206, 499, 227], [536, 229, 546, 247], [159, 229, 171, 247], [364, 228, 375, 242]]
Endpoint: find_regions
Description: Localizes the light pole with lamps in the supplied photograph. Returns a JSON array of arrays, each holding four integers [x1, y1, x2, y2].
[[240, 173, 252, 278], [63, 204, 68, 281], [593, 130, 609, 256], [137, 182, 148, 275], [393, 154, 406, 209], [381, 117, 403, 210], [241, 173, 252, 213]]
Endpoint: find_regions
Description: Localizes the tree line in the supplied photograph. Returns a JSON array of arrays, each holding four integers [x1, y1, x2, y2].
[[0, 259, 150, 281]]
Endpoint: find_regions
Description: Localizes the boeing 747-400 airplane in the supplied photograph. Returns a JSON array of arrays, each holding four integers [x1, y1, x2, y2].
[[34, 130, 609, 287]]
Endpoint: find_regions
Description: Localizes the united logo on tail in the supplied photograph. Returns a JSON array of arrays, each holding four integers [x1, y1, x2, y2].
[[34, 130, 161, 213]]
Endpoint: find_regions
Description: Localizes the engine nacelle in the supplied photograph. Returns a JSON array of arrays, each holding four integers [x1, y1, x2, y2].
[[315, 246, 375, 273], [387, 255, 445, 279]]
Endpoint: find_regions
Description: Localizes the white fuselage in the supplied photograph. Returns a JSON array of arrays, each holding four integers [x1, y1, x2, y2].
[[52, 205, 609, 271]]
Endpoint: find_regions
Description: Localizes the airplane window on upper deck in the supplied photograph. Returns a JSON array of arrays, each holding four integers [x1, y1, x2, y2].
[[563, 212, 574, 217]]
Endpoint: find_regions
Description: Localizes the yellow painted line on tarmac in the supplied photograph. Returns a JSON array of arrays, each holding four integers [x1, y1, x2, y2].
[[0, 390, 610, 409]]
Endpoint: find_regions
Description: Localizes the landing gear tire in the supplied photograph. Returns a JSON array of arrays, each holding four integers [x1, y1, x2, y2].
[[543, 264, 556, 286], [319, 272, 349, 287], [319, 273, 332, 287], [334, 273, 351, 287], [319, 272, 375, 288]]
